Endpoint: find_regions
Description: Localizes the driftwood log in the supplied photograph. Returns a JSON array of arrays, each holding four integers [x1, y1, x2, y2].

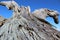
[[0, 1, 60, 40]]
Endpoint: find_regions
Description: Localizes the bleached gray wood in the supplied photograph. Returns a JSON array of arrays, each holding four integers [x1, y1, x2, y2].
[[0, 1, 60, 40]]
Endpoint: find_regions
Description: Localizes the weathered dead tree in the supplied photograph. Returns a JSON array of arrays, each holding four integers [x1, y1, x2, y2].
[[0, 1, 60, 40]]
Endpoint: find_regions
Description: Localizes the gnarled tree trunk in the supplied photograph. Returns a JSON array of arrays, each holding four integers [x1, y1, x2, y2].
[[0, 1, 60, 40]]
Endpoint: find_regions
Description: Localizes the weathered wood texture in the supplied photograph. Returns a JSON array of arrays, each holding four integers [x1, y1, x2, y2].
[[0, 13, 60, 40], [0, 1, 60, 40]]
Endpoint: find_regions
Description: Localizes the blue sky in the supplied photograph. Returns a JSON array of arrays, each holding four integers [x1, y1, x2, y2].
[[0, 0, 60, 31]]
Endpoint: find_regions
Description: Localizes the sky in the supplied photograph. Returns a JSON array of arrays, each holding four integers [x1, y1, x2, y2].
[[0, 0, 60, 31]]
